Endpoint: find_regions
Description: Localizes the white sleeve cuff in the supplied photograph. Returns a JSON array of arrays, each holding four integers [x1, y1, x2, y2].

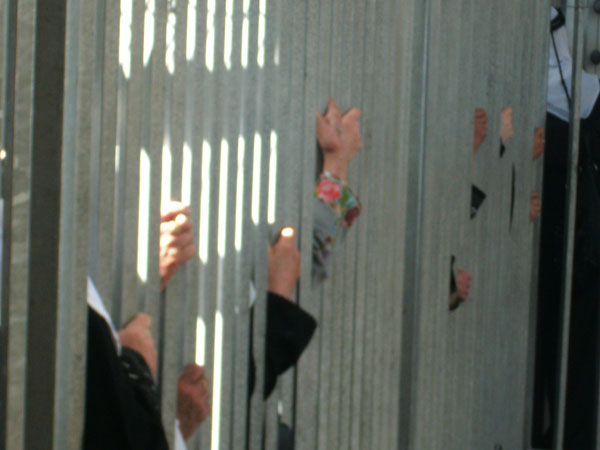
[[174, 419, 188, 450]]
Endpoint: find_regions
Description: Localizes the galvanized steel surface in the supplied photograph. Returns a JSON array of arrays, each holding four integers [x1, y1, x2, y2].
[[0, 0, 555, 449]]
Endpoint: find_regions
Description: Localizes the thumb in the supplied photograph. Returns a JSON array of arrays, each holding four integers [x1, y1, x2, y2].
[[280, 226, 295, 240], [275, 226, 296, 249]]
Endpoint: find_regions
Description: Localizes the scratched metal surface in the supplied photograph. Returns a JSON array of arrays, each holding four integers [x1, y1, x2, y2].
[[405, 0, 550, 449]]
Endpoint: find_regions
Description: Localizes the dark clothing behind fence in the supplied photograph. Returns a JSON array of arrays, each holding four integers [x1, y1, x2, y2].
[[249, 292, 317, 399], [83, 307, 169, 450], [533, 100, 600, 449]]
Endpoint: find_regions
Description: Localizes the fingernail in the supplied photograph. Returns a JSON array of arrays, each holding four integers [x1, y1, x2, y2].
[[281, 227, 294, 238]]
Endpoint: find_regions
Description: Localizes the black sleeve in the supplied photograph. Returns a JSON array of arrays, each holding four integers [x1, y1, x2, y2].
[[264, 292, 317, 398], [449, 255, 460, 311], [119, 347, 161, 419], [83, 307, 168, 450], [249, 293, 318, 399], [470, 185, 486, 220]]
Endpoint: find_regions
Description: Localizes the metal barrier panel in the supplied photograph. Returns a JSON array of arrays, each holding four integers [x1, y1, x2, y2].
[[0, 0, 556, 449], [406, 0, 550, 449], [3, 0, 37, 447]]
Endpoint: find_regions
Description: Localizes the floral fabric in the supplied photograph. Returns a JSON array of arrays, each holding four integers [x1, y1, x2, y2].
[[313, 172, 362, 265]]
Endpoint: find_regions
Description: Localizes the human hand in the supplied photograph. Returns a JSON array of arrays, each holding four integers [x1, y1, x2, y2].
[[530, 191, 541, 223], [473, 108, 488, 157], [316, 97, 362, 181], [456, 270, 472, 302], [119, 313, 157, 374], [160, 201, 195, 290], [268, 227, 301, 301], [500, 107, 514, 145], [533, 127, 545, 161], [177, 365, 211, 440]]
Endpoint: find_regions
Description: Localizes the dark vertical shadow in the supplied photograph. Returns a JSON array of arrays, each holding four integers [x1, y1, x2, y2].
[[0, 0, 18, 444], [23, 0, 68, 446]]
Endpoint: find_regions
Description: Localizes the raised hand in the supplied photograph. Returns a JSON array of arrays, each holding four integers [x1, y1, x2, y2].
[[177, 364, 211, 440], [530, 191, 541, 223], [268, 227, 301, 301], [501, 106, 514, 145], [533, 127, 545, 161], [160, 201, 195, 290], [316, 97, 363, 181], [119, 313, 157, 374], [457, 270, 473, 302], [473, 108, 488, 157]]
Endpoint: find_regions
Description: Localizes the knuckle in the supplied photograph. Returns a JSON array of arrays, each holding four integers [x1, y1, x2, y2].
[[131, 328, 144, 340]]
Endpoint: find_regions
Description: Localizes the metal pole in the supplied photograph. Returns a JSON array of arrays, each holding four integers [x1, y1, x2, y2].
[[22, 0, 68, 447], [397, 0, 431, 447], [554, 1, 586, 448]]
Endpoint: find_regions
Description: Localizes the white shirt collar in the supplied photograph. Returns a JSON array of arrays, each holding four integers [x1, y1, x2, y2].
[[87, 277, 121, 354]]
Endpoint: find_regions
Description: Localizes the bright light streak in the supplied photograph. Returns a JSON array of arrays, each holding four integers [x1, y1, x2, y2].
[[241, 18, 249, 68], [143, 0, 155, 66], [205, 0, 216, 71], [210, 311, 224, 450], [186, 0, 197, 61], [0, 149, 6, 160], [243, 0, 250, 13], [137, 149, 151, 282], [234, 136, 245, 252], [195, 316, 206, 366], [182, 143, 193, 205], [217, 140, 229, 257], [199, 140, 212, 263], [115, 145, 121, 173], [226, 0, 234, 17], [224, 0, 234, 69], [267, 131, 277, 224], [251, 133, 262, 225], [161, 143, 172, 211], [166, 8, 176, 74], [257, 1, 266, 67], [119, 0, 133, 79]]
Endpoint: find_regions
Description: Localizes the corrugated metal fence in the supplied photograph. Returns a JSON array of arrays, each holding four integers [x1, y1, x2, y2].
[[0, 0, 571, 449]]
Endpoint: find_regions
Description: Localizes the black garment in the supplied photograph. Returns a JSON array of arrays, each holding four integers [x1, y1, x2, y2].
[[532, 100, 600, 449], [84, 292, 315, 449], [248, 293, 317, 450], [120, 346, 161, 418], [83, 307, 168, 450], [249, 292, 318, 399], [449, 255, 460, 311]]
